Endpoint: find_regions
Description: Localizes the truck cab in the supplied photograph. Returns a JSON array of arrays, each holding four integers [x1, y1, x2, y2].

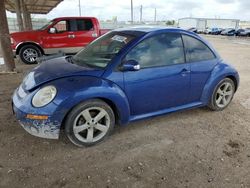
[[10, 17, 109, 64]]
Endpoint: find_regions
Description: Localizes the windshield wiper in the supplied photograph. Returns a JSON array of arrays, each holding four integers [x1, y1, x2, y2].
[[66, 56, 74, 64]]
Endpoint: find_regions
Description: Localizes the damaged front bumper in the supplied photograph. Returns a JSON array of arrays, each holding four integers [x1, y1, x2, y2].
[[13, 104, 61, 139]]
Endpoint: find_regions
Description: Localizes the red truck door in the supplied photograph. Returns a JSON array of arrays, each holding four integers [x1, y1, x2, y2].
[[43, 19, 77, 54], [69, 18, 99, 48]]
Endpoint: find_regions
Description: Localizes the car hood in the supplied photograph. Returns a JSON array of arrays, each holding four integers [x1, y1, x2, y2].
[[21, 57, 104, 91], [11, 30, 43, 38]]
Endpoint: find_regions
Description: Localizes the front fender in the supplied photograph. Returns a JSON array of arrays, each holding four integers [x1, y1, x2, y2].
[[51, 76, 130, 125], [200, 62, 239, 104]]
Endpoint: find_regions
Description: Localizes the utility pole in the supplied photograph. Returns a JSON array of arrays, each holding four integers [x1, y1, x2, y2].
[[154, 8, 157, 23], [140, 5, 142, 23], [78, 0, 81, 16], [0, 0, 16, 71], [130, 0, 133, 24]]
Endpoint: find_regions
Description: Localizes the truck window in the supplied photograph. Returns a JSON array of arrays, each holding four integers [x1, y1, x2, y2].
[[76, 19, 94, 31], [54, 20, 67, 33]]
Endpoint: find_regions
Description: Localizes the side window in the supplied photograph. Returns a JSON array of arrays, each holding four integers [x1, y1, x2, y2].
[[126, 33, 185, 68], [182, 35, 216, 62], [53, 20, 67, 33], [76, 19, 94, 31]]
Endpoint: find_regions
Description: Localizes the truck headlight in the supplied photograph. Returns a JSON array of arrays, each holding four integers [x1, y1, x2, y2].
[[32, 86, 57, 107]]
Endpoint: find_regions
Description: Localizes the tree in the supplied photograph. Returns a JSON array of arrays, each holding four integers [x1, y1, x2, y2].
[[166, 20, 175, 26]]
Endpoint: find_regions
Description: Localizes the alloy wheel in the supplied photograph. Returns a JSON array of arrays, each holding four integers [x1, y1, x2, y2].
[[23, 48, 39, 63], [215, 82, 234, 108], [73, 107, 110, 143]]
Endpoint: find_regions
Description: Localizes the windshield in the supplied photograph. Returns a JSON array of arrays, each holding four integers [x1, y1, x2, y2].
[[37, 20, 54, 30], [72, 32, 136, 68]]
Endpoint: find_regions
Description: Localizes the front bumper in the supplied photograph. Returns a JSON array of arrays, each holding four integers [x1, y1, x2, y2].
[[12, 101, 61, 139]]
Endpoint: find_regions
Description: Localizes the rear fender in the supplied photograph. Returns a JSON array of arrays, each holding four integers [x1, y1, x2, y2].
[[200, 62, 239, 104]]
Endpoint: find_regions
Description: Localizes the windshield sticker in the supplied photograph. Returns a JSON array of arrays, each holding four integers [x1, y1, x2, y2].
[[111, 35, 127, 43]]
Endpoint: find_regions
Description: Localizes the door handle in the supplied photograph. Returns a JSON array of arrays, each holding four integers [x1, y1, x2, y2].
[[92, 33, 98, 37], [180, 68, 191, 76], [68, 34, 75, 38]]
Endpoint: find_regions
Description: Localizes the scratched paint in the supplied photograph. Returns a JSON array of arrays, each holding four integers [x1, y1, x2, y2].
[[19, 119, 60, 139]]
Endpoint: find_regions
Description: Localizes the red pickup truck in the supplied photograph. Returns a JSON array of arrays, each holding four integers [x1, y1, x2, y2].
[[10, 17, 110, 64]]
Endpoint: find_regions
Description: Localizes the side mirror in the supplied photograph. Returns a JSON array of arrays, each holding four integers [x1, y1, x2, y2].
[[49, 27, 56, 33], [120, 60, 140, 71]]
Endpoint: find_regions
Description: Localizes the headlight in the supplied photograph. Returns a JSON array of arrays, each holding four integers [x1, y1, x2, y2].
[[32, 86, 57, 107]]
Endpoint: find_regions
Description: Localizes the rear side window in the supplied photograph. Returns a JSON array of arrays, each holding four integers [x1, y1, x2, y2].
[[67, 19, 94, 31], [76, 19, 94, 31], [182, 35, 216, 62]]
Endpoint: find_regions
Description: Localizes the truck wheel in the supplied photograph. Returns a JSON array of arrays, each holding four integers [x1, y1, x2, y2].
[[19, 45, 42, 64], [65, 99, 115, 147], [208, 78, 235, 111]]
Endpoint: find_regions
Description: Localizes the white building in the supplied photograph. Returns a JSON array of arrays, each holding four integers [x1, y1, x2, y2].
[[239, 21, 250, 29], [178, 17, 240, 30]]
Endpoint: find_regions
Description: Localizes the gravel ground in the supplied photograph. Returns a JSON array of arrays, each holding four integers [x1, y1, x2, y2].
[[0, 35, 250, 188]]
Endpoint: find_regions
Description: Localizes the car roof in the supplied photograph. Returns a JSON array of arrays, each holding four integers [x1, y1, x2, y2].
[[114, 26, 196, 38], [115, 26, 188, 33], [53, 17, 97, 21], [112, 26, 219, 58]]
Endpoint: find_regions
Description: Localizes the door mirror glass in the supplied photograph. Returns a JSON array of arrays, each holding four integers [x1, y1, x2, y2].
[[49, 27, 56, 33], [120, 60, 140, 71]]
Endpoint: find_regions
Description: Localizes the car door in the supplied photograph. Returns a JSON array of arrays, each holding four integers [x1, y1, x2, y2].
[[43, 19, 75, 54], [72, 18, 99, 48], [123, 33, 190, 116], [182, 34, 218, 103]]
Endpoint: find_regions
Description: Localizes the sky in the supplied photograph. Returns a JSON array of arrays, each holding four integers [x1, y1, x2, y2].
[[6, 0, 250, 22]]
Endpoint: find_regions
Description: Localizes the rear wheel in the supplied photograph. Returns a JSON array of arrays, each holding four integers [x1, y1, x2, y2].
[[208, 78, 235, 111], [19, 44, 42, 64], [65, 99, 115, 147]]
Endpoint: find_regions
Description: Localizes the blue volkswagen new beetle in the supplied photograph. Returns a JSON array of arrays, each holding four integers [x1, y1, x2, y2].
[[12, 27, 239, 146]]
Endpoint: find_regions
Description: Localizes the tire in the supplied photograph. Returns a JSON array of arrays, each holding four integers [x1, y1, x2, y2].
[[208, 78, 235, 111], [65, 99, 115, 147], [19, 44, 42, 64]]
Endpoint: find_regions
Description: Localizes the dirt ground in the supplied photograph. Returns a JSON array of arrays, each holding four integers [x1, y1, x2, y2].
[[0, 35, 250, 188]]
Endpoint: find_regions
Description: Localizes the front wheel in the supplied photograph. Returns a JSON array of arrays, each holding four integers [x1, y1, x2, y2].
[[19, 45, 42, 64], [65, 99, 115, 147], [208, 78, 235, 111]]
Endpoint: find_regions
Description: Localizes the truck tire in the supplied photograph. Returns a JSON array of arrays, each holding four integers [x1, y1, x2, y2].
[[19, 44, 42, 64]]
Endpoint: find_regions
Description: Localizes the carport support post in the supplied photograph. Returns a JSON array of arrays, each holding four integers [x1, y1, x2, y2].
[[0, 0, 16, 71], [21, 1, 32, 30], [14, 0, 24, 31]]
